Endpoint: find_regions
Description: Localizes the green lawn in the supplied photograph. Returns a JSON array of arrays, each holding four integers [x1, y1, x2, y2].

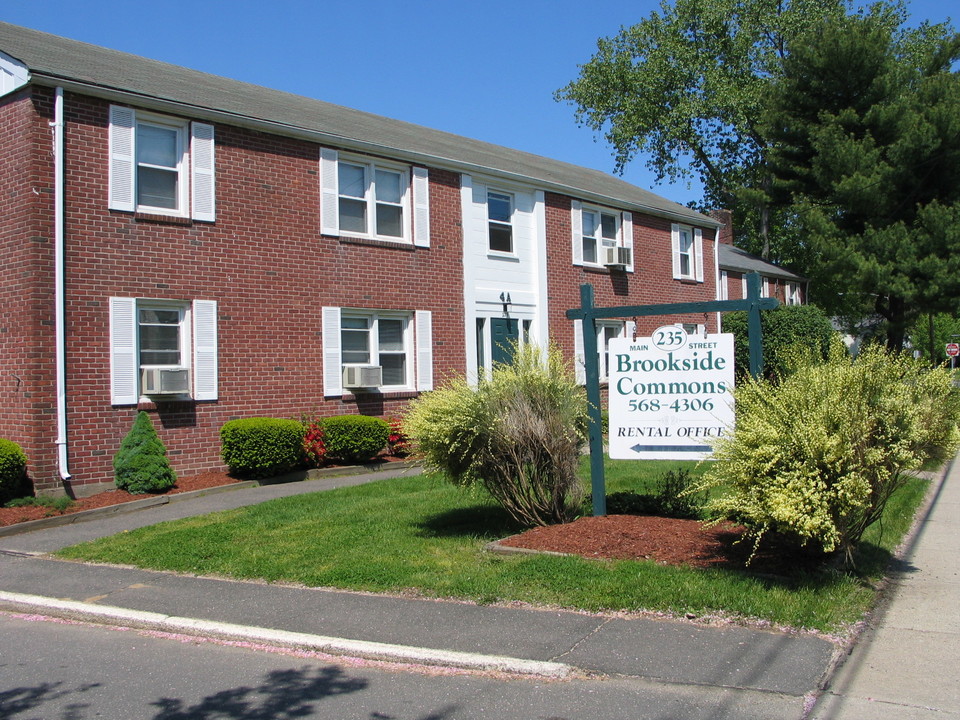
[[56, 459, 930, 634]]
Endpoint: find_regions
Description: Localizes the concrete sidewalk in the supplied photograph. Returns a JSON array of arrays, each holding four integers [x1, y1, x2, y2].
[[809, 456, 960, 719], [1, 459, 952, 717]]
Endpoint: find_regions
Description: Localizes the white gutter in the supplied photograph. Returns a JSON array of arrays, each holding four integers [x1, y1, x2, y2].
[[30, 75, 722, 230], [51, 86, 70, 481]]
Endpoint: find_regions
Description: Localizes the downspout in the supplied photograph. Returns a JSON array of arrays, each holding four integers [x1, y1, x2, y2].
[[52, 87, 71, 481]]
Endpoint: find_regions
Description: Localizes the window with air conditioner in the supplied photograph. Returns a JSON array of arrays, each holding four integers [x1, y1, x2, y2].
[[109, 298, 218, 404], [322, 307, 433, 397]]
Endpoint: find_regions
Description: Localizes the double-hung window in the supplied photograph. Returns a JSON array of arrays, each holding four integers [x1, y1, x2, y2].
[[108, 106, 215, 220], [341, 313, 409, 387], [671, 223, 704, 282], [787, 281, 802, 305], [322, 307, 433, 396], [573, 319, 635, 384], [582, 209, 619, 265], [109, 297, 218, 404], [487, 191, 514, 253], [320, 149, 430, 246], [571, 200, 633, 270], [338, 161, 407, 239]]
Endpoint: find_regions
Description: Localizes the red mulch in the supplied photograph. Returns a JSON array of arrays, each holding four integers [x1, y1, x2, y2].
[[0, 470, 240, 528], [500, 514, 806, 574]]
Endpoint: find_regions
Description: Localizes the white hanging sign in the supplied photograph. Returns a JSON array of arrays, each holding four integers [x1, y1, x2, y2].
[[608, 326, 735, 460]]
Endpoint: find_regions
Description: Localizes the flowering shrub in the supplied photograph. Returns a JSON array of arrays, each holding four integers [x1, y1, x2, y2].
[[387, 417, 411, 457], [303, 421, 327, 467], [697, 341, 960, 564]]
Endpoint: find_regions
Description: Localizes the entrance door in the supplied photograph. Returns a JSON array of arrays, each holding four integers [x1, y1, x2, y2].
[[490, 318, 519, 366]]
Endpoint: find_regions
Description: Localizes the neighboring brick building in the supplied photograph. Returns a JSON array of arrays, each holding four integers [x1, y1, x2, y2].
[[710, 209, 807, 307], [0, 22, 724, 497]]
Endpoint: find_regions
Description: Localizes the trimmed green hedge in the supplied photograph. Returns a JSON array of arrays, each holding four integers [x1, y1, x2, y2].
[[320, 415, 389, 464], [722, 304, 836, 380], [0, 438, 28, 504], [220, 418, 306, 479]]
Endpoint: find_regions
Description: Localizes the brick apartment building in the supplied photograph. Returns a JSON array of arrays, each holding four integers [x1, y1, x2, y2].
[[1, 22, 737, 497]]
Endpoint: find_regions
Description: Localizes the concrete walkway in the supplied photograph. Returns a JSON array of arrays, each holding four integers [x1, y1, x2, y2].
[[809, 456, 960, 718], [0, 459, 956, 717]]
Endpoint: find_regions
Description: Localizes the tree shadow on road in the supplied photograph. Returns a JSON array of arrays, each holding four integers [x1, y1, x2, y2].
[[150, 665, 366, 719], [0, 680, 101, 719]]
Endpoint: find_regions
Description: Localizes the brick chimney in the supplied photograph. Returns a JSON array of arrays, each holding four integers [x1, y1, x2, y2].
[[707, 209, 734, 245]]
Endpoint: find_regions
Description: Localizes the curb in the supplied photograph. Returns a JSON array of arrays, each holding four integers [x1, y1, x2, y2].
[[0, 590, 570, 679]]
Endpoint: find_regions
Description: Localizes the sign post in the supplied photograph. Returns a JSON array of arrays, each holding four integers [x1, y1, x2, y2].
[[566, 273, 778, 516], [946, 342, 959, 370]]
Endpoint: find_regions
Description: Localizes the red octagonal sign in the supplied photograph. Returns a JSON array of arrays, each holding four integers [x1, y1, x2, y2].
[[946, 343, 959, 357]]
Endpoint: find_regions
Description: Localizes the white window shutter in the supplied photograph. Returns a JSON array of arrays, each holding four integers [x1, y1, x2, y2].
[[622, 211, 634, 273], [694, 227, 704, 282], [573, 319, 585, 385], [108, 106, 136, 212], [192, 299, 218, 401], [571, 200, 583, 265], [412, 167, 430, 247], [191, 122, 216, 222], [415, 310, 433, 391], [109, 297, 138, 405], [322, 306, 342, 396], [671, 223, 682, 279], [320, 148, 339, 236]]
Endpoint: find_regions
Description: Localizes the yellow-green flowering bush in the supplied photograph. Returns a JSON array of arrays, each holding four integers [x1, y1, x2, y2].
[[698, 341, 960, 563], [403, 343, 588, 526]]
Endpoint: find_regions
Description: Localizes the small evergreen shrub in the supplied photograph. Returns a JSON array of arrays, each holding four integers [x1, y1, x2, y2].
[[320, 415, 390, 463], [114, 412, 177, 494], [723, 304, 836, 380], [0, 438, 29, 504], [404, 343, 588, 527], [220, 418, 306, 478], [697, 341, 960, 564]]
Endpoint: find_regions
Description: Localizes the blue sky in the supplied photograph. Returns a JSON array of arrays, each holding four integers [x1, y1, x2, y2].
[[4, 1, 955, 206]]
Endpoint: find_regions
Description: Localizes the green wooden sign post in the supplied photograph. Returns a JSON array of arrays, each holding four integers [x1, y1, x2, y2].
[[565, 272, 779, 516]]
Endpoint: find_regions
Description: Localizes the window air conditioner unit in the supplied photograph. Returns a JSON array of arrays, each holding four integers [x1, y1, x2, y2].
[[141, 368, 190, 395], [342, 365, 383, 389], [603, 246, 632, 268]]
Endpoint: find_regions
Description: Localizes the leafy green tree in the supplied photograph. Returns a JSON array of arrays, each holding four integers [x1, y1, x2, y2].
[[907, 313, 960, 364], [556, 0, 846, 262], [766, 11, 960, 349]]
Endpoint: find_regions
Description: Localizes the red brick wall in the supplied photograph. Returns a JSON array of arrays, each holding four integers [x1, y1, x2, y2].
[[0, 89, 58, 491], [544, 192, 719, 353], [21, 89, 465, 494]]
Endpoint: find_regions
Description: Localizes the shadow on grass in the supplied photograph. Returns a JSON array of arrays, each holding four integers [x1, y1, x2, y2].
[[416, 504, 522, 540]]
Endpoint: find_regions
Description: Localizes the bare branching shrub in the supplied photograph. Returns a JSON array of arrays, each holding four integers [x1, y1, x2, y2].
[[403, 344, 587, 526]]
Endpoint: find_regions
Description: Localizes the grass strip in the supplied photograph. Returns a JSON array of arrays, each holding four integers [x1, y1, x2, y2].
[[55, 460, 930, 634]]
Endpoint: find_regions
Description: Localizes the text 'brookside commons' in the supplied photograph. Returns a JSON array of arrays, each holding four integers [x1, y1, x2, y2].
[[608, 326, 735, 460]]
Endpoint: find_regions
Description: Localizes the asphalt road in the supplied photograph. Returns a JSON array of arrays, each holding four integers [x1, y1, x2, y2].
[[1, 611, 808, 720]]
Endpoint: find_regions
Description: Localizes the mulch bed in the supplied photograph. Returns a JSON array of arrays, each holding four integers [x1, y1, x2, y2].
[[500, 514, 818, 574], [0, 470, 241, 528]]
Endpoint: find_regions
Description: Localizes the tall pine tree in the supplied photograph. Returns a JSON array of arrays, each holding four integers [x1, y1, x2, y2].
[[767, 11, 960, 348]]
